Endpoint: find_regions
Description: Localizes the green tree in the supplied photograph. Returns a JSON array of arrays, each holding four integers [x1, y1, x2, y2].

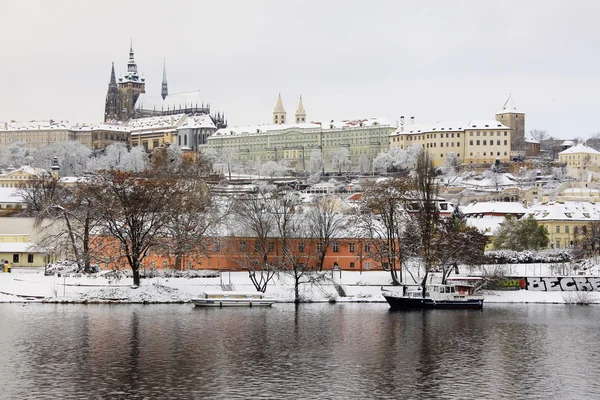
[[493, 215, 549, 251]]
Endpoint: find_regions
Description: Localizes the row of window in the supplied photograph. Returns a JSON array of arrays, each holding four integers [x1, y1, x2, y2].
[[469, 131, 508, 137], [468, 151, 508, 157], [8, 254, 34, 263], [234, 241, 372, 253]]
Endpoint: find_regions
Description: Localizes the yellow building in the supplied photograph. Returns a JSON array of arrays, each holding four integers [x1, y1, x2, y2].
[[531, 202, 600, 249], [390, 119, 512, 167], [0, 166, 46, 188], [558, 144, 600, 177]]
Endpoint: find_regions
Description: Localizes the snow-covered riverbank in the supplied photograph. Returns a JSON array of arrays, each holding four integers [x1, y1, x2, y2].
[[2, 268, 600, 304]]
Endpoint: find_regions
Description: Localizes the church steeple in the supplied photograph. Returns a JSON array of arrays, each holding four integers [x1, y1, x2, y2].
[[273, 93, 286, 125], [104, 62, 119, 122], [295, 95, 306, 124], [161, 59, 168, 100], [124, 39, 141, 82]]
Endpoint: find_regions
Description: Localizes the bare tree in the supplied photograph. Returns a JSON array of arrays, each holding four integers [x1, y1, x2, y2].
[[88, 170, 176, 286], [356, 177, 418, 285], [219, 147, 237, 180], [305, 195, 346, 271], [230, 186, 278, 292], [413, 151, 441, 293], [431, 206, 488, 283], [18, 175, 104, 273]]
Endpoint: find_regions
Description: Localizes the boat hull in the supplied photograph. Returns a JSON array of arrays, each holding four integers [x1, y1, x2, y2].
[[191, 298, 274, 307], [383, 295, 483, 310]]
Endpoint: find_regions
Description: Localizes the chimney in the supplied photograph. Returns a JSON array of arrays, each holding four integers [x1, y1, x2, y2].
[[400, 116, 405, 132], [410, 116, 415, 125]]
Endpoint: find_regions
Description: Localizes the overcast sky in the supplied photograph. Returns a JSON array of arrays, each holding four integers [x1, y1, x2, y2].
[[1, 0, 599, 139]]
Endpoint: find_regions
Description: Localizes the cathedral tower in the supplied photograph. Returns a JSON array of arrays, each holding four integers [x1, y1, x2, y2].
[[495, 95, 525, 153], [161, 60, 168, 100], [117, 41, 146, 121], [104, 62, 119, 122], [273, 93, 286, 125], [295, 95, 306, 124]]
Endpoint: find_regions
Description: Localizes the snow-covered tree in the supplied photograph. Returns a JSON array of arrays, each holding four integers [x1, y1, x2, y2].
[[32, 141, 91, 176], [260, 161, 288, 179], [359, 153, 367, 175], [443, 152, 460, 176], [372, 152, 391, 172], [5, 142, 36, 167], [331, 148, 350, 175], [308, 149, 323, 184], [219, 147, 237, 180]]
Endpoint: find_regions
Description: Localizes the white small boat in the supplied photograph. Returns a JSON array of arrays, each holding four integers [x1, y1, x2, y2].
[[191, 290, 275, 307], [382, 283, 484, 310]]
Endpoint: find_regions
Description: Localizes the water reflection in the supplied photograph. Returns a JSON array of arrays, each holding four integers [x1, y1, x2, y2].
[[1, 304, 600, 399]]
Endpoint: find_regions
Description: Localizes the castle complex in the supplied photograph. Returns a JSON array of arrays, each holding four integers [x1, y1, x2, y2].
[[104, 42, 226, 129]]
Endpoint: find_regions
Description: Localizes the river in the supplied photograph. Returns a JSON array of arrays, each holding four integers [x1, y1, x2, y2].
[[0, 303, 599, 399]]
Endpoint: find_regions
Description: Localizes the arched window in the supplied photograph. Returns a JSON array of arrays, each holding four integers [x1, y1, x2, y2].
[[184, 135, 187, 146]]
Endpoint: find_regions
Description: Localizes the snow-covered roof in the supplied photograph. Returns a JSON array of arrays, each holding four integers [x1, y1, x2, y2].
[[0, 165, 42, 177], [0, 120, 73, 131], [558, 144, 600, 156], [462, 202, 528, 215], [531, 202, 600, 221], [466, 216, 505, 236], [0, 188, 24, 203], [135, 91, 208, 112], [177, 115, 216, 130], [128, 114, 186, 131], [393, 120, 509, 136], [211, 118, 390, 138], [495, 95, 522, 115], [0, 242, 45, 253]]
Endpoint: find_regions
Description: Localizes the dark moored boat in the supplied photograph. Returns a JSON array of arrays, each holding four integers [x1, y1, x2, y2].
[[382, 283, 484, 310]]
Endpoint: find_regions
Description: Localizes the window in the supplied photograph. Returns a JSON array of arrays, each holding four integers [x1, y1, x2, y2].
[[364, 243, 371, 253], [365, 262, 371, 270], [316, 242, 322, 252], [254, 241, 261, 252], [298, 242, 305, 252], [470, 140, 473, 145], [27, 254, 33, 263], [441, 142, 444, 147], [565, 226, 570, 234], [504, 140, 508, 145], [333, 242, 339, 252], [497, 140, 500, 145], [483, 140, 487, 145], [268, 242, 274, 252], [350, 262, 355, 268], [476, 140, 480, 145], [349, 242, 355, 252], [13, 254, 19, 263], [214, 241, 221, 252], [556, 226, 560, 233], [239, 241, 247, 252]]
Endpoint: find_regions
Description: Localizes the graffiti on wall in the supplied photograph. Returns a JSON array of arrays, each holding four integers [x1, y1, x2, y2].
[[525, 276, 600, 291]]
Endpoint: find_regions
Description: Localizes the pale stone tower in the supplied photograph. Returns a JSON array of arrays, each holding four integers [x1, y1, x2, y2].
[[295, 95, 306, 124], [273, 93, 286, 125], [495, 95, 525, 153], [161, 59, 168, 100]]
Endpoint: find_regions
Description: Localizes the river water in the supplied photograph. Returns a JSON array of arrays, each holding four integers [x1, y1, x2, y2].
[[0, 303, 599, 399]]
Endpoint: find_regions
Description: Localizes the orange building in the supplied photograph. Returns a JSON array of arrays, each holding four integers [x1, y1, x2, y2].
[[94, 235, 385, 272]]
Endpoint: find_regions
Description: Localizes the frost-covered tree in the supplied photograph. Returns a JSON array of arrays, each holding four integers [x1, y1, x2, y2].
[[219, 147, 237, 180], [359, 153, 367, 175], [308, 149, 324, 184], [372, 152, 391, 172], [443, 152, 460, 176], [331, 148, 350, 175], [260, 161, 287, 179], [33, 141, 91, 176], [4, 142, 35, 167]]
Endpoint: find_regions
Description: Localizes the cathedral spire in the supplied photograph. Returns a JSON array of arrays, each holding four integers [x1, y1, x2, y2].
[[295, 95, 306, 124], [273, 93, 286, 125], [161, 59, 168, 100], [104, 62, 119, 122], [124, 39, 139, 81]]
